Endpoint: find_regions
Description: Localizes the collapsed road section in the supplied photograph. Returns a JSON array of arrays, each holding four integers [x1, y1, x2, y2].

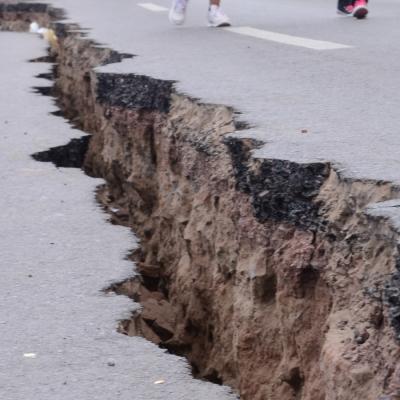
[[2, 2, 400, 400]]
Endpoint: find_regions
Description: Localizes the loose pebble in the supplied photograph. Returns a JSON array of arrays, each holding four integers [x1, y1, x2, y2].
[[107, 359, 116, 367], [23, 353, 37, 359]]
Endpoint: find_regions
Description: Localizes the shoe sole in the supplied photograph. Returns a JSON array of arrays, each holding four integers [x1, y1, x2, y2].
[[352, 6, 368, 19], [169, 15, 185, 25], [336, 9, 352, 16]]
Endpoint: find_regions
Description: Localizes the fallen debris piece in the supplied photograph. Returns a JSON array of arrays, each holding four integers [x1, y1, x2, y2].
[[23, 353, 37, 359], [141, 298, 175, 340], [154, 380, 165, 385], [29, 21, 58, 49], [107, 358, 116, 367], [29, 22, 40, 33]]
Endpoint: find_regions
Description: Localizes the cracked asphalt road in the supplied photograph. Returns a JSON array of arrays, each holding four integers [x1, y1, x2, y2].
[[45, 0, 400, 183], [0, 32, 236, 400], [3, 0, 400, 398]]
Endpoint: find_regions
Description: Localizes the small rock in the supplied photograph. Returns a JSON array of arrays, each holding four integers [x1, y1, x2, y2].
[[354, 328, 370, 345], [337, 320, 348, 330], [141, 298, 175, 337], [351, 366, 373, 384], [107, 359, 116, 367], [29, 22, 40, 33]]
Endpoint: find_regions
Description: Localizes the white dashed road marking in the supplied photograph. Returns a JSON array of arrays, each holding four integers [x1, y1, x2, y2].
[[136, 4, 351, 50], [138, 2, 168, 12], [224, 26, 352, 50]]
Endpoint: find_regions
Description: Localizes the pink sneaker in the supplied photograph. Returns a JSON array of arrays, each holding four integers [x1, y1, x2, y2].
[[337, 2, 354, 16], [352, 0, 368, 19]]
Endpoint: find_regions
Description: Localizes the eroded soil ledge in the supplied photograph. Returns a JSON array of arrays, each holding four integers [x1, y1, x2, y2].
[[2, 3, 400, 400]]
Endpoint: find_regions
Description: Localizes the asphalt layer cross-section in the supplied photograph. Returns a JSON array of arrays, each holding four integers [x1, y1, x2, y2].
[[0, 33, 236, 400]]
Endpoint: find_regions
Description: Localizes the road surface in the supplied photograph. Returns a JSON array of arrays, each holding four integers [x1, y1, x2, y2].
[[2, 0, 400, 398], [0, 32, 236, 400], [47, 0, 400, 184]]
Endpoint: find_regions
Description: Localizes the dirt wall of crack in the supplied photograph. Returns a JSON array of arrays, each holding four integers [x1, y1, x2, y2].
[[2, 3, 400, 400]]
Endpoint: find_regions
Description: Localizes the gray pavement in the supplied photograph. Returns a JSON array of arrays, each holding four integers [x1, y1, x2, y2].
[[46, 0, 400, 184], [0, 32, 236, 400]]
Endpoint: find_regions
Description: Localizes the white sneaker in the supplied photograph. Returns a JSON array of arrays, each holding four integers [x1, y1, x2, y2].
[[207, 5, 231, 27], [169, 0, 188, 25]]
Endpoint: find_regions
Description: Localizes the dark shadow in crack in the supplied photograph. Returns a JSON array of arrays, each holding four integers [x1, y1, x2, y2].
[[32, 136, 91, 168]]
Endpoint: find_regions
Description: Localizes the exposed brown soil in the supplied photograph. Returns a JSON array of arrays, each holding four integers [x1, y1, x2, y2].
[[2, 3, 400, 400]]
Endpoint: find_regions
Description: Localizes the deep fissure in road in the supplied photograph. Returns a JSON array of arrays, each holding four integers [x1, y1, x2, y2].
[[3, 3, 400, 399]]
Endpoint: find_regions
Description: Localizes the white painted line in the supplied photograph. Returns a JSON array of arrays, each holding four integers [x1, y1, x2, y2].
[[138, 2, 168, 12], [224, 26, 352, 50]]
